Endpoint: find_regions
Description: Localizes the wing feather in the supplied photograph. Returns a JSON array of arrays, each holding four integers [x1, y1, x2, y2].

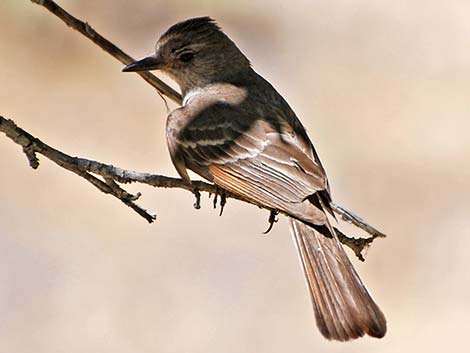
[[168, 100, 328, 225]]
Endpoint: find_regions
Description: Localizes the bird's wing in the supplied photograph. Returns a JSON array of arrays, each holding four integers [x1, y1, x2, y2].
[[167, 100, 329, 225]]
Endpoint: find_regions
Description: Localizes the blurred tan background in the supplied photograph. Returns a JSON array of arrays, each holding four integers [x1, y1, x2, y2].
[[1, 0, 469, 352]]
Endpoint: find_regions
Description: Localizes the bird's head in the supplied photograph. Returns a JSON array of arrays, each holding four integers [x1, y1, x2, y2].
[[123, 17, 251, 96]]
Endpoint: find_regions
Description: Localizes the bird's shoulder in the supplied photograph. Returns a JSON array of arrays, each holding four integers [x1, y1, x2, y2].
[[166, 82, 254, 140]]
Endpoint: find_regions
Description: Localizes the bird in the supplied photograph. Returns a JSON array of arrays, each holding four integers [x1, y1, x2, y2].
[[123, 17, 386, 341]]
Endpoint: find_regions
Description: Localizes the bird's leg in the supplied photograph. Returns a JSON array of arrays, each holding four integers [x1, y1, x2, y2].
[[263, 210, 279, 234], [193, 188, 201, 210]]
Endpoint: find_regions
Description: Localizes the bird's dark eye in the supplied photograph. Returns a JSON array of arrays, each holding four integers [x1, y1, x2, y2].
[[179, 52, 194, 63]]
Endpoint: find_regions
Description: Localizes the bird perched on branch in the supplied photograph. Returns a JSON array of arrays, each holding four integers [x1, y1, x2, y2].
[[123, 17, 386, 341]]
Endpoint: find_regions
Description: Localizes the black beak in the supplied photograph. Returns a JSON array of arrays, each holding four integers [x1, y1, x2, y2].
[[122, 53, 163, 72]]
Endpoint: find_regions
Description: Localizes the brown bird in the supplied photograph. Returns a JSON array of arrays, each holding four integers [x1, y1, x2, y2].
[[123, 17, 386, 341]]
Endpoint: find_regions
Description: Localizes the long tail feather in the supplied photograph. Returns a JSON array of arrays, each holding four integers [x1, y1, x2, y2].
[[289, 218, 386, 341]]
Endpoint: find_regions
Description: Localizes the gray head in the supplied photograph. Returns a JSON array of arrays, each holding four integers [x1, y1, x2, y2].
[[123, 17, 251, 96]]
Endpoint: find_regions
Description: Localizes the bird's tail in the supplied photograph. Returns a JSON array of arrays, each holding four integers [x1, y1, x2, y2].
[[289, 218, 387, 341]]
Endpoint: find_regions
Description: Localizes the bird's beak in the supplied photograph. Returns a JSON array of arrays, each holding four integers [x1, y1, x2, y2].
[[122, 53, 164, 72]]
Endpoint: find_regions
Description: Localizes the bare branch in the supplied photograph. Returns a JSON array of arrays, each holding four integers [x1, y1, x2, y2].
[[1, 114, 385, 258], [30, 0, 182, 105], [0, 116, 157, 223], [0, 116, 249, 220], [27, 1, 386, 237], [334, 227, 382, 262], [3, 1, 387, 260], [330, 203, 386, 239]]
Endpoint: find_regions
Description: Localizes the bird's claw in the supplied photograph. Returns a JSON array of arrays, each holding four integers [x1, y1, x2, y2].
[[193, 188, 201, 209], [263, 210, 279, 234], [212, 187, 227, 216], [208, 186, 227, 215]]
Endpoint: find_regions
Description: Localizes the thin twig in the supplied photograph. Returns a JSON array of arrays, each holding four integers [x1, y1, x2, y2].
[[330, 203, 386, 239], [334, 227, 378, 262], [30, 0, 182, 104], [0, 116, 156, 223]]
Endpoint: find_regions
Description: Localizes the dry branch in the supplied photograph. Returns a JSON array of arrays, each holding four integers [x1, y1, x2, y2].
[[1, 0, 387, 260], [30, 0, 182, 104], [0, 115, 385, 259]]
